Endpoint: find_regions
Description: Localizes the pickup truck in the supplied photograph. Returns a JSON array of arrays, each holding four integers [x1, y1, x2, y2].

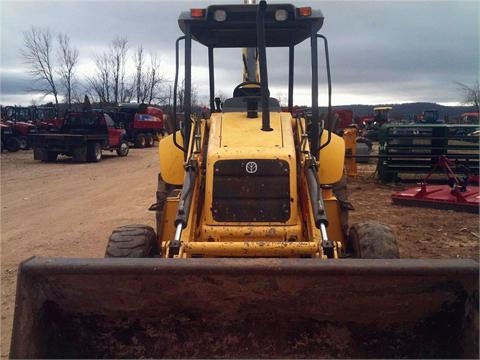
[[29, 111, 129, 162]]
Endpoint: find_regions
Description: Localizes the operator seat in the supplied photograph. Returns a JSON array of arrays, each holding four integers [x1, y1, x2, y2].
[[232, 81, 267, 98]]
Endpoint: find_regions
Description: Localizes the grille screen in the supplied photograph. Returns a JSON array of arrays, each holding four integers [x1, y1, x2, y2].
[[212, 159, 290, 222]]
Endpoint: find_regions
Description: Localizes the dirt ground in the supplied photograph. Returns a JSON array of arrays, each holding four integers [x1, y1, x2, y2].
[[1, 147, 479, 357]]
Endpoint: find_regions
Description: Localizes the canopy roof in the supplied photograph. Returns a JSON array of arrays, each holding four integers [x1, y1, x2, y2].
[[178, 3, 324, 48]]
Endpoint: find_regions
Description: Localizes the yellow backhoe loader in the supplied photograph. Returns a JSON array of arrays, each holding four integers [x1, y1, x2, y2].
[[10, 1, 478, 358]]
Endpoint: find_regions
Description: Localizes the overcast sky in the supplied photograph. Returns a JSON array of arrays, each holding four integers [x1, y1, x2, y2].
[[0, 0, 478, 106]]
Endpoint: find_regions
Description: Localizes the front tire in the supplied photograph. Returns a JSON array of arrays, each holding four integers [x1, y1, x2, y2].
[[348, 221, 399, 258], [105, 224, 156, 258], [116, 140, 129, 157]]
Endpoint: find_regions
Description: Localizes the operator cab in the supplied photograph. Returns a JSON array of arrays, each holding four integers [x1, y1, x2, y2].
[[175, 1, 328, 153]]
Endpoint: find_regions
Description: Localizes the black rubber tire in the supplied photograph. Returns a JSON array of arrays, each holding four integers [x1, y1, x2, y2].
[[72, 145, 88, 162], [105, 224, 156, 258], [87, 142, 102, 162], [356, 136, 373, 151], [135, 133, 146, 148], [5, 137, 20, 152], [116, 140, 129, 157], [332, 175, 352, 240], [145, 133, 154, 147], [154, 174, 177, 255], [348, 221, 400, 259], [18, 136, 30, 150], [45, 151, 58, 162]]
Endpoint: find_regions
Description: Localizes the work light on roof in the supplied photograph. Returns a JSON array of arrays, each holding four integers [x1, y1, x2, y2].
[[298, 7, 312, 17], [274, 9, 288, 22], [190, 8, 204, 18], [214, 9, 227, 22]]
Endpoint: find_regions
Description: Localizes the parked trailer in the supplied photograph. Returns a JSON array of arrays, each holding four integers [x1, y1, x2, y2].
[[377, 124, 479, 183], [115, 103, 165, 148]]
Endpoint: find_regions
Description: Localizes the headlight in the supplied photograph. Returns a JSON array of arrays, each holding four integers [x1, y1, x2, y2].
[[275, 9, 288, 22], [214, 9, 227, 22]]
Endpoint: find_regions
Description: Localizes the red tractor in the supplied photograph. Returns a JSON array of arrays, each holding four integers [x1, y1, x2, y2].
[[35, 105, 63, 131], [1, 106, 36, 151], [0, 122, 21, 152]]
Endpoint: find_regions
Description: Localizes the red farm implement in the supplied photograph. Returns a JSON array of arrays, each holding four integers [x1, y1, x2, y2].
[[392, 155, 479, 213]]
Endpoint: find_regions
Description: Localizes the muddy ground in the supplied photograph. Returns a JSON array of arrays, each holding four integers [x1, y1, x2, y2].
[[1, 147, 478, 357]]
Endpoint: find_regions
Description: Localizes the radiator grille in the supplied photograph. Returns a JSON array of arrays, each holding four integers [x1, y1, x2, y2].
[[212, 159, 290, 222]]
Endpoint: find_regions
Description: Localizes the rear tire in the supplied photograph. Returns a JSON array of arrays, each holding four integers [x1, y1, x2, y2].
[[45, 151, 58, 162], [135, 133, 146, 148], [18, 136, 30, 150], [5, 137, 20, 152], [72, 145, 88, 162], [105, 224, 156, 258], [87, 142, 102, 162], [145, 133, 154, 147], [348, 221, 399, 258], [116, 140, 129, 157]]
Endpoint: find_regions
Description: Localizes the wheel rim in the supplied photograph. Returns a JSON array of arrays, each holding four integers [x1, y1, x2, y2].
[[95, 145, 102, 160], [120, 143, 128, 155], [19, 138, 28, 149]]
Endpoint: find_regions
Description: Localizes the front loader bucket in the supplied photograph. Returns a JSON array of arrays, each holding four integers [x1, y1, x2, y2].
[[10, 257, 478, 359]]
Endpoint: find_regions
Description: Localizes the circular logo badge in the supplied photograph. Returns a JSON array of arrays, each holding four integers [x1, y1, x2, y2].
[[245, 161, 258, 174]]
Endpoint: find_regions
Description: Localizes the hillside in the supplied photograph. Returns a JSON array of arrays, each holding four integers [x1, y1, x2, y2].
[[322, 102, 477, 120]]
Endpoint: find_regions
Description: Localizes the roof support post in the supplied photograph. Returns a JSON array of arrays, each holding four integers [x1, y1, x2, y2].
[[257, 0, 272, 131], [184, 26, 192, 159], [208, 46, 215, 112], [288, 45, 294, 113], [310, 27, 319, 156]]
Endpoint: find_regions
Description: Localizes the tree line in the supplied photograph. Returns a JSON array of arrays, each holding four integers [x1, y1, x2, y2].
[[21, 26, 197, 112]]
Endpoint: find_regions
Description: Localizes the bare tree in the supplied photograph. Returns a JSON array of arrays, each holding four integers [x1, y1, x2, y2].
[[162, 82, 174, 109], [176, 79, 199, 112], [88, 52, 111, 103], [110, 37, 128, 104], [147, 53, 166, 104], [57, 33, 79, 107], [135, 45, 146, 103], [456, 80, 480, 116], [21, 27, 59, 109], [134, 47, 165, 104]]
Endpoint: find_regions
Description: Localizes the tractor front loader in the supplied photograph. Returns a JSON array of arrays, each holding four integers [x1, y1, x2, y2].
[[10, 2, 478, 358]]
